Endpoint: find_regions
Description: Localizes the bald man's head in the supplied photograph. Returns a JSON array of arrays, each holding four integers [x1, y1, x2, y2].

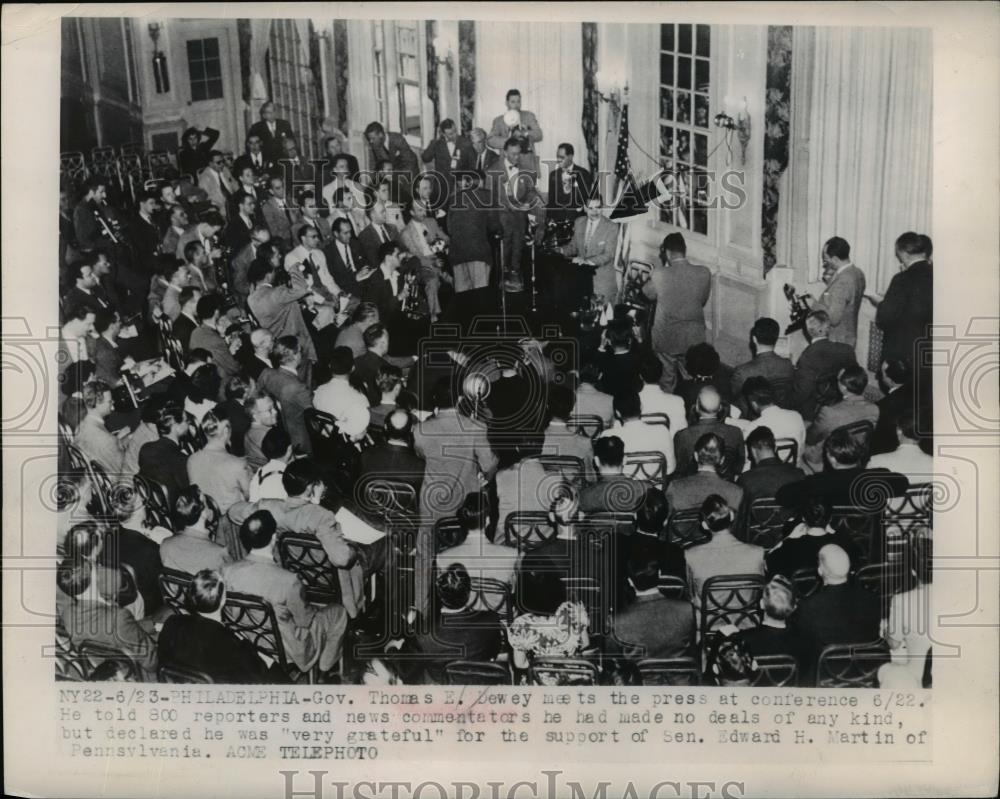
[[818, 544, 851, 585], [697, 386, 722, 417]]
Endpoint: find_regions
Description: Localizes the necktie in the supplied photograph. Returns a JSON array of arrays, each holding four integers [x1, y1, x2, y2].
[[343, 243, 354, 272], [377, 225, 387, 244], [585, 222, 595, 249], [478, 152, 484, 172]]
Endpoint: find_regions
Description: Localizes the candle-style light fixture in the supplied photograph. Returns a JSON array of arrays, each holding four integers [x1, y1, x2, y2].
[[713, 95, 752, 164], [432, 34, 455, 75], [148, 22, 170, 94]]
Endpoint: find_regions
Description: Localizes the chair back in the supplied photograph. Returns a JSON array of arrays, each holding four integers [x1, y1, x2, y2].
[[221, 590, 290, 673], [750, 653, 799, 686], [620, 260, 654, 307], [774, 437, 799, 465], [567, 414, 604, 441], [303, 408, 340, 454], [745, 498, 794, 550], [158, 663, 215, 683], [790, 568, 821, 599], [504, 511, 556, 551], [54, 619, 90, 682], [134, 474, 173, 529], [639, 412, 671, 430], [833, 419, 875, 460], [469, 576, 514, 625], [445, 660, 513, 685], [434, 516, 464, 553], [76, 641, 142, 680], [667, 508, 711, 549], [158, 568, 194, 614], [623, 451, 668, 491], [816, 640, 890, 688], [63, 445, 110, 516], [881, 482, 933, 562], [276, 532, 343, 605], [559, 575, 606, 633], [657, 574, 688, 600], [829, 506, 876, 566], [700, 574, 766, 641], [637, 656, 700, 686], [529, 657, 599, 686], [358, 477, 418, 519], [536, 454, 586, 490], [584, 512, 637, 539]]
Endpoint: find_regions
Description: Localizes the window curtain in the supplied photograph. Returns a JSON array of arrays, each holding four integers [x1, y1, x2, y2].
[[249, 19, 273, 103], [581, 22, 599, 176], [474, 21, 587, 173], [761, 25, 792, 277], [458, 21, 476, 135], [426, 20, 440, 129], [801, 27, 932, 291], [333, 20, 349, 133]]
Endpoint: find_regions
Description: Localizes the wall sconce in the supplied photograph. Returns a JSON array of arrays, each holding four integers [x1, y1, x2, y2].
[[713, 95, 751, 164], [595, 69, 628, 117], [148, 22, 170, 94], [432, 35, 455, 75]]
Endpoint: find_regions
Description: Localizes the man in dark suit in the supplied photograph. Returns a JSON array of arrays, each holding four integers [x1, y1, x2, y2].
[[226, 192, 258, 252], [486, 137, 541, 293], [359, 408, 426, 498], [171, 286, 201, 352], [414, 564, 504, 684], [547, 142, 594, 224], [871, 359, 916, 455], [247, 101, 296, 166], [361, 242, 410, 325], [775, 428, 909, 513], [324, 217, 371, 297], [469, 127, 500, 181], [730, 317, 795, 412], [419, 118, 476, 208], [666, 433, 744, 513], [137, 405, 192, 506], [802, 365, 880, 473], [788, 543, 882, 684], [358, 202, 401, 274], [872, 232, 933, 365], [793, 310, 859, 422], [364, 121, 420, 188], [610, 538, 695, 662], [158, 568, 270, 682], [673, 386, 744, 477], [177, 126, 221, 178], [812, 236, 866, 348], [126, 191, 163, 310], [737, 426, 806, 508], [233, 131, 273, 178], [189, 295, 242, 384], [642, 233, 712, 393], [256, 335, 314, 455], [579, 436, 647, 514], [92, 309, 128, 386], [63, 257, 113, 318], [447, 173, 500, 294]]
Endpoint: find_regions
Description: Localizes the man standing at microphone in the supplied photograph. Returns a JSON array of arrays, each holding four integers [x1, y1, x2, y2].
[[488, 89, 544, 175]]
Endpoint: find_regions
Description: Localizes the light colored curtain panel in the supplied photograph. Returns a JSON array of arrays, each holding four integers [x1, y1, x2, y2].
[[474, 21, 587, 177], [804, 26, 932, 290], [249, 19, 274, 102]]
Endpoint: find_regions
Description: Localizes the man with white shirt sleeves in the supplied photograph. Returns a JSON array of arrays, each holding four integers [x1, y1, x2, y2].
[[599, 390, 676, 476], [399, 199, 451, 321], [313, 346, 371, 442], [285, 224, 357, 327], [248, 427, 294, 502], [867, 409, 933, 483], [735, 377, 806, 469], [638, 357, 687, 437]]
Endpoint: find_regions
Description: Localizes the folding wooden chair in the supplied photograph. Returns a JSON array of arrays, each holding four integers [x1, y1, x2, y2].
[[750, 653, 799, 687], [504, 511, 556, 551], [567, 414, 604, 441], [745, 497, 795, 550], [816, 640, 891, 688], [700, 574, 766, 643], [158, 568, 194, 614], [445, 661, 513, 685], [623, 451, 668, 491], [637, 656, 701, 686], [277, 532, 343, 605], [667, 508, 711, 549], [774, 437, 799, 465], [158, 663, 215, 683], [529, 658, 599, 686]]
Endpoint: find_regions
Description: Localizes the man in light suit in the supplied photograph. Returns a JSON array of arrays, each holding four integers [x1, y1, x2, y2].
[[420, 118, 476, 209], [256, 336, 314, 455], [261, 176, 301, 247], [802, 364, 880, 473], [198, 151, 233, 219], [812, 236, 866, 349], [469, 127, 500, 182], [247, 101, 297, 166], [559, 196, 619, 306], [246, 255, 318, 369], [411, 378, 498, 621], [400, 200, 451, 320], [642, 233, 713, 393], [487, 89, 544, 175]]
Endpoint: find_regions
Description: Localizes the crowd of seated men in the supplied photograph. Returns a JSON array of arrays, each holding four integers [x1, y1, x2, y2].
[[56, 103, 933, 689]]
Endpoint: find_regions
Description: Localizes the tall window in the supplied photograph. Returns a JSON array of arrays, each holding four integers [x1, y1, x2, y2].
[[186, 38, 223, 101], [372, 22, 389, 125], [266, 21, 323, 160], [396, 21, 421, 138], [658, 23, 711, 235]]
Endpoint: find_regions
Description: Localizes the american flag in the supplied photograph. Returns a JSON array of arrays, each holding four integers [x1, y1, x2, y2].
[[614, 104, 631, 186]]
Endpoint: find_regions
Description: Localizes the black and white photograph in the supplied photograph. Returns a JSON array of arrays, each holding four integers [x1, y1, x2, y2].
[[2, 3, 997, 798]]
